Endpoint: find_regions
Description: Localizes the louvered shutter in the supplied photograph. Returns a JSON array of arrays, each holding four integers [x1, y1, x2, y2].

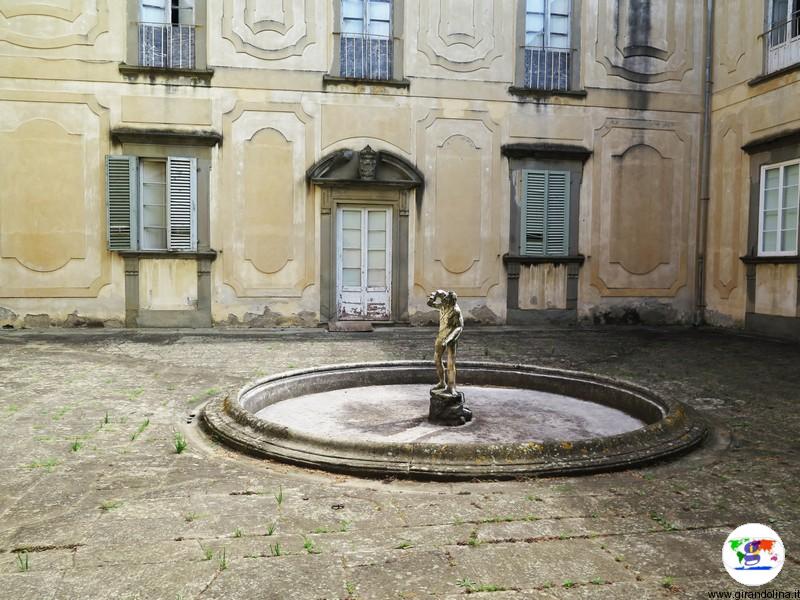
[[106, 155, 137, 251], [167, 156, 196, 251], [521, 170, 547, 255], [544, 171, 570, 256]]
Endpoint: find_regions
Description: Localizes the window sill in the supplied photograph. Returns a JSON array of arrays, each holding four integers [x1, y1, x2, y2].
[[508, 86, 587, 99], [322, 74, 410, 89], [503, 254, 585, 265], [119, 63, 214, 84], [118, 249, 217, 260], [740, 254, 800, 264], [747, 61, 800, 87]]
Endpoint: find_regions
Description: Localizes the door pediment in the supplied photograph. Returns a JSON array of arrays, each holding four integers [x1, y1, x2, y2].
[[307, 146, 424, 190]]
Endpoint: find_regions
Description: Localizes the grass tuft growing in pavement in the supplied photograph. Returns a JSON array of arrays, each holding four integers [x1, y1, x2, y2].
[[303, 536, 320, 554], [27, 458, 58, 471], [274, 485, 284, 507], [99, 500, 123, 511], [174, 432, 187, 454], [217, 549, 228, 571], [70, 438, 82, 452], [15, 552, 29, 572], [130, 418, 150, 441], [649, 511, 677, 531]]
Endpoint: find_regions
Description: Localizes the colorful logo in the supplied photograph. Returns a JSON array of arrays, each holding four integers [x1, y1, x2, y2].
[[722, 523, 785, 586]]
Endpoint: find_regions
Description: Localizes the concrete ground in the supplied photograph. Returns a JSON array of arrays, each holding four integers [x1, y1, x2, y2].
[[0, 325, 797, 600]]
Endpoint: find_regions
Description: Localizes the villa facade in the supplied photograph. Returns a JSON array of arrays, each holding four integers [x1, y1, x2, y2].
[[0, 1, 798, 338]]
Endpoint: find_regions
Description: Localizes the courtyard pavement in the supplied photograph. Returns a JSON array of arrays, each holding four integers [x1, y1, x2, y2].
[[0, 325, 797, 599]]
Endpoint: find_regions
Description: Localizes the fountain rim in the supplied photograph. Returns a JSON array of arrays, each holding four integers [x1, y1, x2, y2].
[[201, 361, 708, 480]]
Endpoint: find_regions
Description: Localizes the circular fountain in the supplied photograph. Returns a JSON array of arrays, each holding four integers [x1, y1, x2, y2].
[[201, 361, 707, 480]]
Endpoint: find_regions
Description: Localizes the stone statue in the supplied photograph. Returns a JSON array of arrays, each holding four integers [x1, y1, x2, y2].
[[426, 289, 472, 425], [358, 145, 378, 180]]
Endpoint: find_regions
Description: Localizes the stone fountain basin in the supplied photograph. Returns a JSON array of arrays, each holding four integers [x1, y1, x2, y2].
[[201, 361, 708, 480]]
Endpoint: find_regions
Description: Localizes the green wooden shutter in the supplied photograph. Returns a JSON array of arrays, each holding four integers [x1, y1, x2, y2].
[[105, 155, 137, 251], [544, 170, 570, 256], [167, 156, 197, 251], [520, 169, 570, 256], [521, 170, 547, 255]]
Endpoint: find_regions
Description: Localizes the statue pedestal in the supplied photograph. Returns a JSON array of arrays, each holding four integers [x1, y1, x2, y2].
[[428, 390, 472, 426]]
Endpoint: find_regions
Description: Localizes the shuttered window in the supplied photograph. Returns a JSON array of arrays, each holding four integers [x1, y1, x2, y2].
[[167, 156, 197, 251], [106, 156, 138, 250], [105, 154, 197, 252], [520, 169, 570, 256]]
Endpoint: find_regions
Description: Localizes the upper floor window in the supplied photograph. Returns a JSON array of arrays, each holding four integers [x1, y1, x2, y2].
[[523, 0, 571, 91], [764, 0, 800, 74], [340, 0, 393, 80], [139, 0, 196, 69], [759, 159, 799, 256]]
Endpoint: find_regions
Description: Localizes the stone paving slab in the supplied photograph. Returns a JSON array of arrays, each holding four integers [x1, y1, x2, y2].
[[0, 326, 798, 599]]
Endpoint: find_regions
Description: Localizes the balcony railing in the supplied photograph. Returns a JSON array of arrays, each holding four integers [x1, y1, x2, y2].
[[523, 46, 572, 91], [763, 11, 800, 74], [340, 33, 393, 81], [138, 22, 195, 70]]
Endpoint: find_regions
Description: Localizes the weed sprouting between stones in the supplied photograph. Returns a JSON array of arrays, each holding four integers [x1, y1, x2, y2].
[[269, 542, 282, 556], [27, 458, 58, 471], [16, 552, 29, 572], [99, 500, 122, 511], [274, 485, 284, 506], [201, 546, 213, 561], [217, 549, 228, 571], [233, 528, 243, 538], [70, 439, 82, 452], [303, 536, 320, 554], [649, 511, 677, 531], [130, 418, 150, 441], [266, 522, 277, 536], [174, 432, 188, 454]]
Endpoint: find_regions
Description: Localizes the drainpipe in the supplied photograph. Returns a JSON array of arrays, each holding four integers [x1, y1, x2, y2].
[[695, 0, 715, 326]]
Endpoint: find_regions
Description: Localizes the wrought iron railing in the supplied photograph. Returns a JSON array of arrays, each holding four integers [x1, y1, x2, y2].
[[762, 10, 800, 74], [523, 46, 572, 91], [340, 33, 393, 81], [138, 22, 195, 69]]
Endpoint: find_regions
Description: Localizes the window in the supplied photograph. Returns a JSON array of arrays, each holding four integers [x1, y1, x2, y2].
[[758, 159, 799, 256], [520, 169, 570, 256], [106, 155, 197, 252], [340, 0, 393, 80], [765, 0, 800, 73], [138, 0, 195, 69], [523, 0, 571, 90]]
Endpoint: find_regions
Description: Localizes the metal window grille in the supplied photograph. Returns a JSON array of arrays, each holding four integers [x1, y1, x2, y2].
[[523, 46, 571, 91], [340, 33, 393, 80], [138, 22, 195, 69]]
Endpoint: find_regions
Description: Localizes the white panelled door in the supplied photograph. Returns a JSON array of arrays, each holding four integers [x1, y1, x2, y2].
[[336, 207, 392, 320]]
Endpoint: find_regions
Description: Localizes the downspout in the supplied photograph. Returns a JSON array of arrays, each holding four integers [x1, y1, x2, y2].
[[695, 0, 715, 325]]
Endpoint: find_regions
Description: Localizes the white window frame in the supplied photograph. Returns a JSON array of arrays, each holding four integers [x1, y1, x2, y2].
[[769, 0, 799, 28], [758, 158, 800, 257], [342, 0, 392, 37], [139, 158, 168, 251], [525, 0, 571, 49]]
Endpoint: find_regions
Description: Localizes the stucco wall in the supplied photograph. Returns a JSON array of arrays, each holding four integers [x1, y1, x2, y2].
[[0, 0, 711, 327]]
